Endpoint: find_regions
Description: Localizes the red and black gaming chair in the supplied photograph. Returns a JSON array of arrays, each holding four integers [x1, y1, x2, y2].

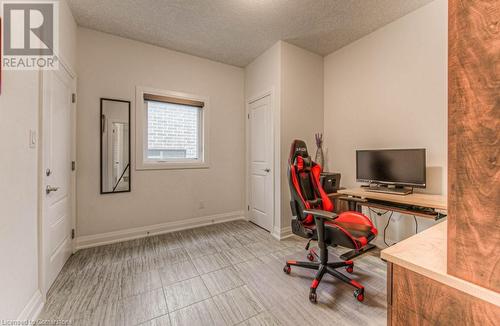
[[284, 140, 378, 303]]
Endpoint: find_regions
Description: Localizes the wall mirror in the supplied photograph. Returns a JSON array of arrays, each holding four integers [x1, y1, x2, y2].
[[100, 98, 131, 194]]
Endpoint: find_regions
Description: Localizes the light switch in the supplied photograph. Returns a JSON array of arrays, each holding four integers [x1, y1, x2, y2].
[[29, 129, 37, 148]]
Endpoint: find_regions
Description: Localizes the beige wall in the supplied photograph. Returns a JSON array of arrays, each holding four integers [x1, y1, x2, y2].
[[0, 0, 77, 318], [281, 42, 324, 229], [324, 0, 447, 245], [244, 42, 283, 235], [244, 41, 324, 237], [0, 70, 40, 319], [58, 0, 77, 71], [76, 28, 245, 238], [245, 42, 282, 103]]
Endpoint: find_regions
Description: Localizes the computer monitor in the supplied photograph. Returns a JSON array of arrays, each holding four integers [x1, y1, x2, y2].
[[356, 149, 426, 188]]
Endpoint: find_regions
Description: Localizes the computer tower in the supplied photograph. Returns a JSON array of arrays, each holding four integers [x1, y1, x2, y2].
[[320, 173, 341, 193]]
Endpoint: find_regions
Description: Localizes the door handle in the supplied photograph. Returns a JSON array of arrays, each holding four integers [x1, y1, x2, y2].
[[46, 185, 59, 194], [264, 168, 271, 173]]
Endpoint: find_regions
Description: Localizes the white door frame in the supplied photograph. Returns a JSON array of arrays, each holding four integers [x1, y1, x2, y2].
[[245, 88, 281, 238], [38, 57, 77, 297]]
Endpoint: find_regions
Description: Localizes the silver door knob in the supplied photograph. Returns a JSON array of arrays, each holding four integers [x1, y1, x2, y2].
[[264, 168, 271, 173], [46, 185, 59, 194]]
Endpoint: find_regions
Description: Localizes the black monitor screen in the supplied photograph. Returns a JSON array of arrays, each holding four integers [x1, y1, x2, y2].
[[356, 149, 426, 187]]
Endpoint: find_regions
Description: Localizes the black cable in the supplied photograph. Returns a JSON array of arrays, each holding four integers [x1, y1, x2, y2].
[[369, 208, 418, 246], [383, 211, 394, 247], [367, 208, 393, 247], [369, 208, 388, 216]]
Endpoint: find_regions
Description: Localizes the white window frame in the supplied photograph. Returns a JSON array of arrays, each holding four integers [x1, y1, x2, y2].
[[135, 86, 210, 170]]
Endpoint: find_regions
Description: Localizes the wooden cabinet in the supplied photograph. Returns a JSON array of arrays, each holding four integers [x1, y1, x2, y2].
[[448, 0, 500, 291], [387, 263, 500, 325]]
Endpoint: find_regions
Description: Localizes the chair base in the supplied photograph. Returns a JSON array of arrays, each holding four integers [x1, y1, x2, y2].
[[340, 244, 377, 261], [283, 259, 365, 303]]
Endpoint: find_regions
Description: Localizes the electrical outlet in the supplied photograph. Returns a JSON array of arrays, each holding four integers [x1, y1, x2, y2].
[[198, 201, 205, 209]]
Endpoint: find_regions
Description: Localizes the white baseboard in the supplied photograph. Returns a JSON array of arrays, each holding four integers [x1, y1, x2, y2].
[[76, 211, 245, 250], [271, 226, 293, 240], [17, 290, 44, 321]]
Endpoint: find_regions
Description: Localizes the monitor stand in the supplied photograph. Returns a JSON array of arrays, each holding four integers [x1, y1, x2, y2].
[[364, 184, 413, 196]]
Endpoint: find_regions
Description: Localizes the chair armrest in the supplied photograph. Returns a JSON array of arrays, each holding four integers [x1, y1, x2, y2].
[[303, 209, 338, 244], [303, 209, 338, 222]]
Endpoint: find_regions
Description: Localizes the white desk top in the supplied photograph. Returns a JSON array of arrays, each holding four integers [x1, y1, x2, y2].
[[381, 221, 500, 307]]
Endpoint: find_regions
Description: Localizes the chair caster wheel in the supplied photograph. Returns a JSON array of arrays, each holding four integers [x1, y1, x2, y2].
[[354, 289, 364, 302], [283, 265, 291, 274], [309, 289, 317, 303], [346, 265, 354, 273], [307, 253, 315, 261]]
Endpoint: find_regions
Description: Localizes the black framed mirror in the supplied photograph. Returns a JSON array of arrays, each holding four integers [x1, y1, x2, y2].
[[100, 98, 131, 194]]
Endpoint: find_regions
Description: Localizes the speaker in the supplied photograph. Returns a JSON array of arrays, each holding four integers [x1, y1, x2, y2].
[[320, 173, 341, 193]]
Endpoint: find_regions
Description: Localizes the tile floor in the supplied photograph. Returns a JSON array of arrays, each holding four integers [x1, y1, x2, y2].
[[39, 220, 387, 325]]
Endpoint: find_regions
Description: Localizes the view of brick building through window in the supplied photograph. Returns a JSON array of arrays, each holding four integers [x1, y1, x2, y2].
[[146, 101, 200, 160]]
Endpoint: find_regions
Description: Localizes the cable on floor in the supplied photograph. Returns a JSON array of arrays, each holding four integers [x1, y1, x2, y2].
[[383, 211, 395, 247]]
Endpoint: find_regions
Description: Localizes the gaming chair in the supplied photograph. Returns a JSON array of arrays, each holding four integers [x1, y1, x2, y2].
[[284, 140, 378, 303]]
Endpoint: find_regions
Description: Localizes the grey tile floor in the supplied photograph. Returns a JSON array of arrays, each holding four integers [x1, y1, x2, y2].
[[39, 220, 387, 326]]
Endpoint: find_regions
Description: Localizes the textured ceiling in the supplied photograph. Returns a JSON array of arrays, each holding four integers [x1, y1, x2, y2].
[[67, 0, 434, 67]]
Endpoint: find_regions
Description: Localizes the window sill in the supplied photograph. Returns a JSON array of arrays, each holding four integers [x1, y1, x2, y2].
[[136, 161, 210, 170]]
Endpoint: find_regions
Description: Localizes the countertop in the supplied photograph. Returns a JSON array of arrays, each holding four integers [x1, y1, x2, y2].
[[381, 221, 499, 307]]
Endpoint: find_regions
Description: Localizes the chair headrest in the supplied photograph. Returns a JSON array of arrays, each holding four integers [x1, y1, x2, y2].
[[296, 156, 312, 172], [289, 139, 309, 164]]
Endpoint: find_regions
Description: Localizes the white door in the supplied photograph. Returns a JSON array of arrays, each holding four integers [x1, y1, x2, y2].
[[42, 66, 75, 292], [248, 95, 273, 231]]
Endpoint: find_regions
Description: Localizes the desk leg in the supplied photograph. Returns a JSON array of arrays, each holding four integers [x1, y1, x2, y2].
[[348, 199, 357, 211], [345, 197, 364, 213], [355, 202, 362, 213]]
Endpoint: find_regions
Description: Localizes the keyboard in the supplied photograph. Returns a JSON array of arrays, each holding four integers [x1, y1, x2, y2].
[[367, 199, 446, 220], [365, 187, 412, 195]]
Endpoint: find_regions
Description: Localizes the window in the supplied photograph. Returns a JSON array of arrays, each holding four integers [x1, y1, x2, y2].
[[146, 100, 201, 161], [136, 87, 209, 170]]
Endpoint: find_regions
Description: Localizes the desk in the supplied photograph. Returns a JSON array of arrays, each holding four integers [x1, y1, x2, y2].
[[337, 188, 447, 219], [331, 188, 447, 260]]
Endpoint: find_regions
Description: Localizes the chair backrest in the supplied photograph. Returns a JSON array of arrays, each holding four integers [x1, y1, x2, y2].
[[288, 140, 334, 225]]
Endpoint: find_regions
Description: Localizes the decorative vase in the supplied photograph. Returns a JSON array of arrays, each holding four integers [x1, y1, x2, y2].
[[315, 133, 325, 171]]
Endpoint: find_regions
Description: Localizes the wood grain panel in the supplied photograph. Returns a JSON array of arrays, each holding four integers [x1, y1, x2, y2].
[[392, 265, 500, 325], [387, 262, 393, 326], [447, 0, 500, 291], [392, 306, 434, 326]]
